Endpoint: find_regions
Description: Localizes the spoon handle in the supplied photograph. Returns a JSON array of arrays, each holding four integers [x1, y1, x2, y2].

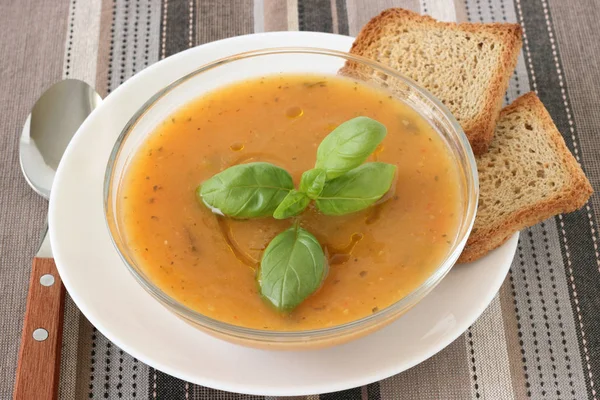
[[13, 258, 65, 400]]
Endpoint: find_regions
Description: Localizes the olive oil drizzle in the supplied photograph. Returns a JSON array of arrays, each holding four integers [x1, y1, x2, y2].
[[218, 213, 365, 269], [326, 233, 364, 265], [216, 216, 259, 269]]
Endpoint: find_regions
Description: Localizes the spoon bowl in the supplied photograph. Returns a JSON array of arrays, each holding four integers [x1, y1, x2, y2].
[[19, 79, 101, 199]]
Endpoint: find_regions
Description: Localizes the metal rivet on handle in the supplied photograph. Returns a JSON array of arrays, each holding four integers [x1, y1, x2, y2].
[[33, 328, 49, 341], [40, 274, 55, 287]]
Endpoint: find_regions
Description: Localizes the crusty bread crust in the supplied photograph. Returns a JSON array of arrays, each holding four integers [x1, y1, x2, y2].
[[458, 93, 593, 263], [343, 8, 522, 155]]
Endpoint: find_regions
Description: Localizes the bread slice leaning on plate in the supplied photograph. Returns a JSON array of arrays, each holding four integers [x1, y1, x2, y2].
[[458, 92, 593, 263], [342, 8, 522, 155]]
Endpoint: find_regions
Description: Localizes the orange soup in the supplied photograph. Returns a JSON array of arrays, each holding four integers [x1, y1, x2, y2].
[[118, 74, 462, 331]]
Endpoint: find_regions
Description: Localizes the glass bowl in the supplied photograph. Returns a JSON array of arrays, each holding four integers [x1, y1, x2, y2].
[[104, 48, 478, 350]]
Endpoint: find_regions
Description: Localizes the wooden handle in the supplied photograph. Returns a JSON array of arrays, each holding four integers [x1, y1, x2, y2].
[[13, 258, 65, 400]]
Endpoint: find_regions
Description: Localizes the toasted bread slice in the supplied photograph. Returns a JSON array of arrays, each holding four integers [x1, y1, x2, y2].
[[342, 8, 522, 154], [458, 93, 593, 263]]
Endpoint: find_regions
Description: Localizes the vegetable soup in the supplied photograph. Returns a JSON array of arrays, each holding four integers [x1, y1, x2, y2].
[[117, 74, 462, 331]]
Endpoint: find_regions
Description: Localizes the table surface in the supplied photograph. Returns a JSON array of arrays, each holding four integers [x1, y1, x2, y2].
[[2, 0, 600, 399]]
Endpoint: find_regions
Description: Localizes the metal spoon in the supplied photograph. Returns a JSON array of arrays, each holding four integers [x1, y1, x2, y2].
[[14, 79, 101, 400]]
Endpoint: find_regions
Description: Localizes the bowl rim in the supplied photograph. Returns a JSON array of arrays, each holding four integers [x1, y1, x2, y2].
[[103, 46, 479, 343]]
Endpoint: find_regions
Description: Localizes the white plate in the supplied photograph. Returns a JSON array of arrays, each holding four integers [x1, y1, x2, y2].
[[49, 32, 518, 396]]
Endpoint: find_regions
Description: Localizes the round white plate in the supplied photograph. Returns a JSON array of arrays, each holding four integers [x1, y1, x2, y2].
[[49, 32, 518, 396]]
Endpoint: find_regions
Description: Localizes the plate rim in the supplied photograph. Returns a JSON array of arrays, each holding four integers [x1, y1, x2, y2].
[[49, 31, 518, 396]]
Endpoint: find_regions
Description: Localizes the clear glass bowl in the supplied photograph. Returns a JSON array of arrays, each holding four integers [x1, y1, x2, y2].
[[104, 48, 478, 349]]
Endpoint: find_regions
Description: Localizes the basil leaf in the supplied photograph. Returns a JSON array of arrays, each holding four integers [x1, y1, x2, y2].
[[315, 116, 387, 180], [198, 162, 293, 218], [299, 168, 326, 199], [259, 225, 326, 312], [315, 162, 397, 216], [273, 190, 311, 220]]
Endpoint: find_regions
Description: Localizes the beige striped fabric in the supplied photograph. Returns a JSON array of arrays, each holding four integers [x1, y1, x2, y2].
[[1, 0, 599, 399]]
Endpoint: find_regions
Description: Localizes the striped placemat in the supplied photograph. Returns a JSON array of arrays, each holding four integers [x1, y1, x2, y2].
[[1, 0, 599, 399]]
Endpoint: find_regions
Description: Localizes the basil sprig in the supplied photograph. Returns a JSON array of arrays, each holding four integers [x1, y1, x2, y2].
[[196, 116, 398, 312], [315, 116, 387, 180], [315, 162, 397, 216], [197, 117, 394, 219], [273, 190, 310, 220], [258, 224, 326, 312], [198, 162, 293, 218], [299, 168, 326, 199]]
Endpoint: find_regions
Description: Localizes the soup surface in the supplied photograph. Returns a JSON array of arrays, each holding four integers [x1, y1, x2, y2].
[[119, 74, 462, 331]]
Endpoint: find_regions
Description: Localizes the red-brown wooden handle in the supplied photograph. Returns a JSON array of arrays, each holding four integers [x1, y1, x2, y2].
[[13, 258, 65, 400]]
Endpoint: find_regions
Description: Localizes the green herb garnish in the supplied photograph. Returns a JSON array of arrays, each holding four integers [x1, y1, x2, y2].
[[299, 168, 327, 199], [315, 116, 387, 180], [258, 223, 325, 311], [198, 162, 293, 218], [197, 116, 396, 312], [315, 162, 397, 216], [273, 189, 311, 219]]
